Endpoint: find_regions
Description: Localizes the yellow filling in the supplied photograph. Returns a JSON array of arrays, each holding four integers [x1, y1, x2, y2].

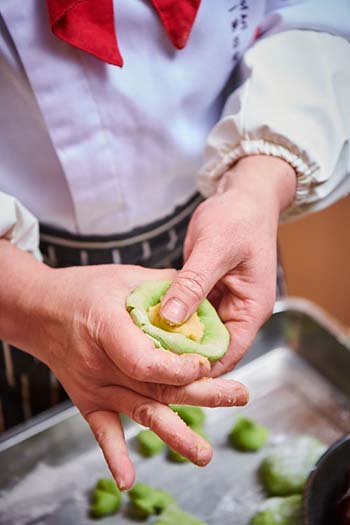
[[148, 303, 204, 342]]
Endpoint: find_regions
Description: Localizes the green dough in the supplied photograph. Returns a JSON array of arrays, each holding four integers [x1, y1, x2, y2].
[[90, 478, 122, 518], [128, 482, 175, 518], [126, 280, 230, 362], [250, 495, 303, 525], [167, 448, 189, 463], [136, 429, 165, 457], [154, 504, 207, 525], [260, 436, 326, 496], [170, 405, 206, 428], [229, 416, 269, 452]]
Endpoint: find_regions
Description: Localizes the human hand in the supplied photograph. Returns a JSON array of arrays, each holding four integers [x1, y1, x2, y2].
[[0, 250, 248, 490], [160, 155, 296, 376]]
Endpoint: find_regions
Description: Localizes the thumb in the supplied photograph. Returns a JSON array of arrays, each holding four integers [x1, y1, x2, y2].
[[160, 241, 231, 325]]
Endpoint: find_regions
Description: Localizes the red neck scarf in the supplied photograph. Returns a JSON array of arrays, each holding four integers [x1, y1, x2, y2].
[[47, 0, 201, 67]]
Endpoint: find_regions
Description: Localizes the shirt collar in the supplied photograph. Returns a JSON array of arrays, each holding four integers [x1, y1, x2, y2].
[[47, 0, 201, 67]]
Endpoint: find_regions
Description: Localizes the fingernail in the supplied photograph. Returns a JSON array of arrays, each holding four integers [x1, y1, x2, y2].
[[198, 356, 211, 373], [195, 442, 213, 467], [226, 386, 249, 406], [240, 385, 250, 405], [117, 478, 126, 491], [161, 299, 187, 325]]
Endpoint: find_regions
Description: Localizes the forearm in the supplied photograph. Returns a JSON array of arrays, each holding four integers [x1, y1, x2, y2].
[[0, 240, 52, 357], [218, 155, 297, 215]]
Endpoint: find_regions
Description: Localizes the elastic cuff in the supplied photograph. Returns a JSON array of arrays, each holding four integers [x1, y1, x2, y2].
[[198, 136, 320, 208]]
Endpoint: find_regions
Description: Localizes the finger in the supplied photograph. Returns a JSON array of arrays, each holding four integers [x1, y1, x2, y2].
[[98, 358, 248, 406], [122, 266, 177, 290], [209, 320, 258, 377], [98, 359, 248, 407], [158, 377, 249, 406], [126, 377, 249, 408], [210, 281, 275, 377], [160, 239, 236, 325], [102, 386, 213, 466], [103, 312, 211, 386], [85, 410, 135, 491], [183, 225, 194, 262], [207, 282, 227, 311]]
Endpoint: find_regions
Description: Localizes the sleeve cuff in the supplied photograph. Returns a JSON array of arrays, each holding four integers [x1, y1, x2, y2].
[[0, 192, 42, 261], [197, 133, 319, 205]]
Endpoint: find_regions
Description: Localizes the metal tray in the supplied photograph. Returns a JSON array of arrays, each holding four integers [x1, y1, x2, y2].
[[0, 299, 349, 525]]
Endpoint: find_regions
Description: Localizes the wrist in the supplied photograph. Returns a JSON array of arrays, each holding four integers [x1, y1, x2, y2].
[[0, 241, 56, 363], [217, 155, 297, 214]]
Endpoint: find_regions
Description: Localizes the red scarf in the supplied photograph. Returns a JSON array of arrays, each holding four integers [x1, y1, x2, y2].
[[47, 0, 201, 67]]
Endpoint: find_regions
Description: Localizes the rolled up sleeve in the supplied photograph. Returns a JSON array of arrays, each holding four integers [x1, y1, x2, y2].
[[0, 191, 41, 259], [198, 30, 350, 221]]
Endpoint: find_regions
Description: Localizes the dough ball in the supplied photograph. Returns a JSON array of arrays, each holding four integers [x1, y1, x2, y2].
[[260, 436, 326, 496], [229, 416, 269, 452], [137, 429, 165, 457], [250, 495, 303, 525]]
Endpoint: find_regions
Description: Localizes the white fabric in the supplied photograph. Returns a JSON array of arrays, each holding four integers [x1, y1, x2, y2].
[[263, 0, 350, 40], [198, 30, 350, 220], [0, 0, 349, 253], [0, 192, 42, 260], [0, 0, 263, 236]]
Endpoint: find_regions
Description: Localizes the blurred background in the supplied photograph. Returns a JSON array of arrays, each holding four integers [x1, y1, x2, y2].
[[279, 196, 350, 328]]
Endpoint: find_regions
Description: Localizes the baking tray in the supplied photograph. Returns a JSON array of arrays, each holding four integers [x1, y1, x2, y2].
[[0, 298, 349, 525]]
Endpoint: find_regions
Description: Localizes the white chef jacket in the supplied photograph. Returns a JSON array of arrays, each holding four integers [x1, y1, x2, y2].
[[0, 0, 349, 259]]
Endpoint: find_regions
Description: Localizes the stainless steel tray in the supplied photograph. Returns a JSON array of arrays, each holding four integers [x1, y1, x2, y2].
[[0, 299, 349, 525]]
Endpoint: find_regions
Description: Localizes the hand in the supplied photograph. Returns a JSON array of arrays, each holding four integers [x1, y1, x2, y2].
[[161, 155, 296, 376], [0, 246, 249, 489]]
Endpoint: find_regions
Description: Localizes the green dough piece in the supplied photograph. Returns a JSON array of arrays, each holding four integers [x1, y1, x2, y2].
[[260, 436, 326, 496], [229, 416, 269, 452], [250, 495, 303, 525], [170, 405, 206, 428], [126, 280, 230, 362], [137, 429, 165, 457], [95, 479, 121, 495], [167, 448, 189, 463], [128, 482, 175, 518], [90, 478, 122, 519], [154, 504, 207, 525]]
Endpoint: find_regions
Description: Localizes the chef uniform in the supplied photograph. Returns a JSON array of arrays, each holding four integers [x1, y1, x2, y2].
[[0, 0, 349, 432]]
